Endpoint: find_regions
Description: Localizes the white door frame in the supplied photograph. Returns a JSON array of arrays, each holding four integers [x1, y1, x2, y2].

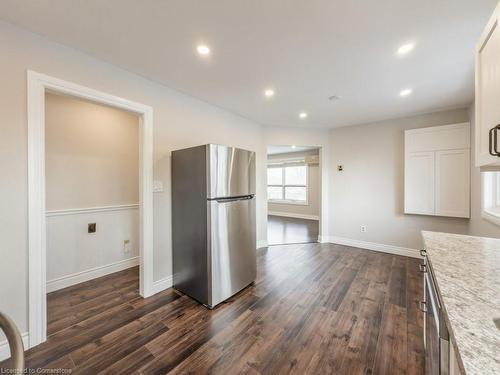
[[27, 70, 154, 347]]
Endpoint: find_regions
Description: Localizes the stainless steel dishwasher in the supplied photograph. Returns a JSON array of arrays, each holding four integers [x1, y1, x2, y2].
[[420, 249, 450, 375]]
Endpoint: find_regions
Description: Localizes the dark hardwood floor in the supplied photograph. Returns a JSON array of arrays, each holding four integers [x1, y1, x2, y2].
[[1, 243, 424, 374], [267, 215, 319, 245]]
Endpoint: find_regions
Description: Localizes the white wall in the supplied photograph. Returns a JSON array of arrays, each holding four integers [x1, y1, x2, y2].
[[0, 21, 266, 342], [329, 108, 498, 250], [268, 149, 320, 219]]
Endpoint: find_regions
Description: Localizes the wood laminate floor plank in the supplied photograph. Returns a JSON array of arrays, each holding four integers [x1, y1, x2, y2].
[[0, 243, 424, 374], [267, 215, 319, 245]]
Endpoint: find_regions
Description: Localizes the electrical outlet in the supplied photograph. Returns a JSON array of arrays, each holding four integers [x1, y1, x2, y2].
[[123, 239, 131, 253], [360, 225, 367, 233]]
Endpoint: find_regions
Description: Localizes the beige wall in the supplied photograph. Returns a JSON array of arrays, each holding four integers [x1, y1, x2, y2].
[[329, 108, 499, 250], [45, 92, 139, 210], [268, 149, 321, 218]]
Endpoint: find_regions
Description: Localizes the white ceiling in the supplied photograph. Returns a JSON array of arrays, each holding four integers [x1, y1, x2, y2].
[[268, 146, 319, 155], [0, 0, 497, 128]]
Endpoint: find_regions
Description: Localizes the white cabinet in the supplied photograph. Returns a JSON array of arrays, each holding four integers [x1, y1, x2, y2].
[[435, 150, 470, 218], [405, 123, 470, 218], [405, 152, 435, 215], [475, 2, 500, 168]]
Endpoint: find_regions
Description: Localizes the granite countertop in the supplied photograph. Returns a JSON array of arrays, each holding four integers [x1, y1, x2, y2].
[[421, 231, 500, 375]]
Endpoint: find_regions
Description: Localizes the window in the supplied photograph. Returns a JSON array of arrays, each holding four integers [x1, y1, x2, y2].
[[267, 165, 307, 204], [482, 171, 500, 225]]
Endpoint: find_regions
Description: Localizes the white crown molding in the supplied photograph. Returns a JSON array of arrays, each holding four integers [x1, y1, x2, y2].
[[46, 257, 140, 293], [326, 236, 420, 259], [46, 204, 139, 217]]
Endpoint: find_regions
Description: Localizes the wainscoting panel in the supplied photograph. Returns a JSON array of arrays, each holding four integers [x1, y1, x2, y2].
[[46, 204, 139, 291]]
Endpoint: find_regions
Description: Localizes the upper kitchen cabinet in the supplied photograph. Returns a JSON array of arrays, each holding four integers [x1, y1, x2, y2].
[[405, 123, 470, 218], [475, 2, 500, 168]]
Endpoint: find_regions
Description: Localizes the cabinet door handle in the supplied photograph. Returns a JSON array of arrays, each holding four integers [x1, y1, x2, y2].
[[419, 263, 427, 273], [489, 127, 496, 156], [489, 125, 500, 157], [494, 124, 500, 157]]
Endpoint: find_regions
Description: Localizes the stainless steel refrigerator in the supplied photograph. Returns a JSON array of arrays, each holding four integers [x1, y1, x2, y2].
[[172, 144, 256, 308]]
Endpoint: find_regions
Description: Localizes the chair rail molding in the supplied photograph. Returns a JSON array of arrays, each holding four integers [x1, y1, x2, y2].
[[27, 70, 154, 349], [46, 203, 139, 216]]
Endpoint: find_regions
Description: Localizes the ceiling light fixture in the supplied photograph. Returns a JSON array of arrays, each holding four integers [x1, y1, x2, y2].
[[197, 45, 210, 56], [397, 43, 414, 55], [291, 145, 297, 149], [400, 88, 413, 97], [264, 89, 275, 98], [299, 112, 308, 119]]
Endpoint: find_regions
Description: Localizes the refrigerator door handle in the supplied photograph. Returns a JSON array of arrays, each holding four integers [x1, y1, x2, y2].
[[211, 194, 255, 203]]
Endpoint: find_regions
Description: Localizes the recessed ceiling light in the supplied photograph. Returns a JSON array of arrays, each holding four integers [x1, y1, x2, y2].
[[197, 45, 210, 56], [397, 43, 414, 55], [264, 89, 275, 98], [299, 112, 308, 119], [400, 88, 413, 97]]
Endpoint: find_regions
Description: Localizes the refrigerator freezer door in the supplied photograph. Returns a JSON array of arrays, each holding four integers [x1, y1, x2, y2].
[[207, 196, 256, 307], [207, 145, 256, 199]]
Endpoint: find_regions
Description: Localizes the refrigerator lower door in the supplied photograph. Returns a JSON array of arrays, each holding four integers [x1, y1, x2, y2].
[[207, 196, 256, 307]]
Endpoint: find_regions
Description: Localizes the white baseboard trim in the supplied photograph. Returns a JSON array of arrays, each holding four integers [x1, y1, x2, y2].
[[268, 211, 320, 221], [46, 203, 139, 217], [327, 236, 420, 259], [257, 240, 268, 249], [151, 275, 173, 295], [0, 332, 29, 361], [46, 256, 140, 293], [318, 235, 329, 243]]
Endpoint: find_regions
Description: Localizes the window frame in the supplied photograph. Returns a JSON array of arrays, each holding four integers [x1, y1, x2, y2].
[[482, 171, 500, 226], [267, 163, 309, 205]]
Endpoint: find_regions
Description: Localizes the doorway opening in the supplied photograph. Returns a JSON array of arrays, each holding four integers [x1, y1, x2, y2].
[[44, 91, 141, 336], [27, 71, 154, 348], [267, 145, 321, 245]]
